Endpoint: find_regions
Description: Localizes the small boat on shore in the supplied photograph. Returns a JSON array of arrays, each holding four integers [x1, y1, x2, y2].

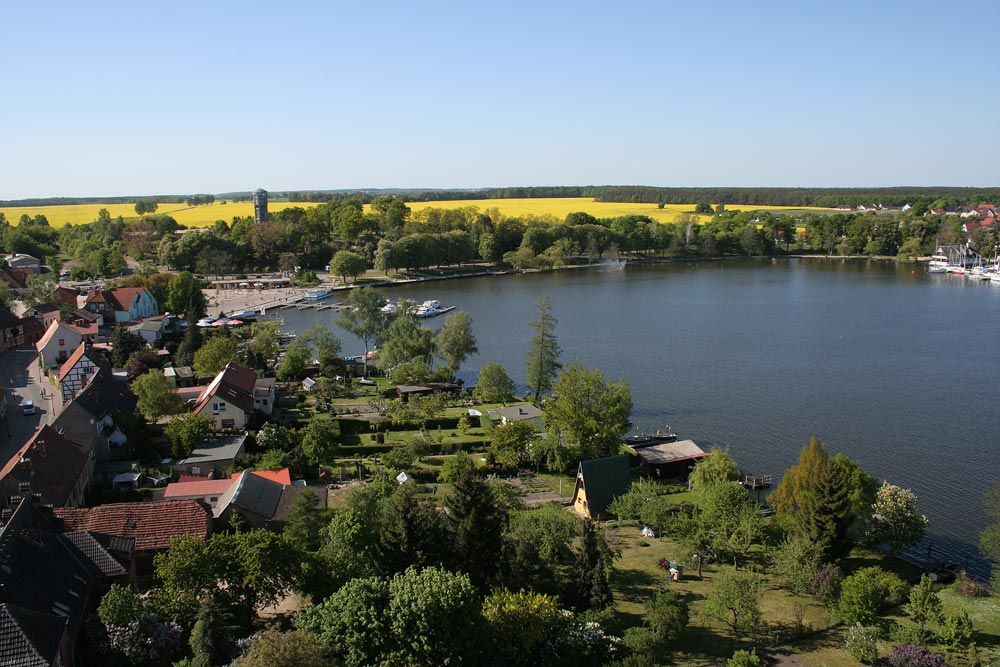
[[227, 308, 259, 320]]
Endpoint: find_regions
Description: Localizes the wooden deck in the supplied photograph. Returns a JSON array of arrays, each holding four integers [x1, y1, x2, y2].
[[740, 472, 772, 490]]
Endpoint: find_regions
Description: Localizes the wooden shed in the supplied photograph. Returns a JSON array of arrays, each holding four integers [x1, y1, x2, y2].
[[628, 439, 707, 480]]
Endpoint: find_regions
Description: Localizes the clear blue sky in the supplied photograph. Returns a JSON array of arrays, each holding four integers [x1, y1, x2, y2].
[[3, 0, 998, 199]]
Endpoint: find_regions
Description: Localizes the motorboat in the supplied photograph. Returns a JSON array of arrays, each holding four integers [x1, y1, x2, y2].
[[380, 301, 397, 315], [416, 300, 442, 317], [228, 309, 259, 320], [303, 287, 334, 301]]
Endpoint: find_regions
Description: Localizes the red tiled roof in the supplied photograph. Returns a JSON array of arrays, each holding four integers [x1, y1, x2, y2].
[[57, 342, 93, 381], [53, 500, 210, 552], [66, 323, 97, 338], [193, 363, 257, 415], [164, 478, 234, 498], [109, 288, 146, 311], [231, 468, 291, 486], [176, 475, 209, 484]]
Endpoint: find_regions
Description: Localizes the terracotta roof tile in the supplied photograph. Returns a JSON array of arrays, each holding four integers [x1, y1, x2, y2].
[[53, 500, 210, 552], [163, 479, 234, 499]]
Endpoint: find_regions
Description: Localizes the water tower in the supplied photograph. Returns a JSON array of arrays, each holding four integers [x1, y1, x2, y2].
[[253, 188, 269, 224]]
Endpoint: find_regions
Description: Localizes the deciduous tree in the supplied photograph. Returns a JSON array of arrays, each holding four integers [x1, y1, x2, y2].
[[473, 362, 516, 404], [133, 370, 185, 423], [338, 286, 386, 376], [543, 362, 632, 462], [704, 567, 764, 638], [432, 310, 478, 375], [329, 250, 367, 283], [164, 413, 212, 458], [867, 482, 928, 555], [193, 335, 238, 378]]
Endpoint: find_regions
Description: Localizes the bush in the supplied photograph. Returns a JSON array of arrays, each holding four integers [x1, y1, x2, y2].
[[844, 623, 880, 665], [727, 649, 761, 667], [772, 536, 822, 595], [837, 566, 908, 624], [887, 645, 947, 667], [954, 572, 990, 598], [645, 590, 689, 646], [937, 610, 974, 651], [809, 562, 844, 604]]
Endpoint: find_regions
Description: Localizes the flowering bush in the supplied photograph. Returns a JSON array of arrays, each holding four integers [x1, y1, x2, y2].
[[808, 562, 843, 604], [867, 482, 929, 554], [104, 614, 183, 664], [887, 644, 948, 667], [844, 623, 880, 664]]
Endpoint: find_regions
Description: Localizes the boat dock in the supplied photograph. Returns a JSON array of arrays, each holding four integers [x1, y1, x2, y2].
[[740, 472, 772, 490]]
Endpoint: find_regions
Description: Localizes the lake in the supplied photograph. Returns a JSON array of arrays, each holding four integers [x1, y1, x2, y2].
[[280, 258, 1000, 576]]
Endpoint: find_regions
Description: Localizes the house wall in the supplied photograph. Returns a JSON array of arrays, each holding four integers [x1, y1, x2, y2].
[[60, 358, 99, 402], [194, 396, 248, 431], [38, 327, 83, 368], [572, 480, 590, 518]]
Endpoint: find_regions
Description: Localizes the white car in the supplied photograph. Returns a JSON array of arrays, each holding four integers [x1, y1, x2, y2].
[[21, 400, 35, 416]]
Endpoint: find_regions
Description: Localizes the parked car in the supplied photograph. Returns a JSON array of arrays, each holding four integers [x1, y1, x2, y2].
[[21, 400, 35, 415]]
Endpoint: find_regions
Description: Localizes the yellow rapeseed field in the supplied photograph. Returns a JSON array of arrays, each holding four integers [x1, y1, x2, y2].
[[0, 197, 831, 229], [403, 197, 831, 224], [0, 201, 319, 228]]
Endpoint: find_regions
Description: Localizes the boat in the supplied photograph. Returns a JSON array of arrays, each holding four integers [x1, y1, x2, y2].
[[380, 301, 397, 315], [416, 300, 442, 317], [303, 287, 334, 301], [196, 316, 217, 327], [228, 309, 259, 320], [927, 253, 949, 273]]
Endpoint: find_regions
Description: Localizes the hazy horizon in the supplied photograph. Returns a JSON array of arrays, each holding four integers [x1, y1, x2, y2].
[[5, 0, 998, 200]]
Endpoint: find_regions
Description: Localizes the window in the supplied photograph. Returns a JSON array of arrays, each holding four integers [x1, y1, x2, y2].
[[191, 466, 201, 475], [221, 418, 235, 429], [58, 338, 65, 346], [209, 496, 218, 503]]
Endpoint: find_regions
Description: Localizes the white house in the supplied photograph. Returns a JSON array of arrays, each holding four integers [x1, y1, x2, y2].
[[84, 287, 159, 324], [192, 363, 258, 431], [36, 320, 84, 368]]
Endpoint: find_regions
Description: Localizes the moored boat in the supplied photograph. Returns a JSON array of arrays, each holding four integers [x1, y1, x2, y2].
[[303, 287, 334, 301]]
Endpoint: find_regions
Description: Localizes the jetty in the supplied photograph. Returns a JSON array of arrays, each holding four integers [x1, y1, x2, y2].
[[740, 472, 772, 490]]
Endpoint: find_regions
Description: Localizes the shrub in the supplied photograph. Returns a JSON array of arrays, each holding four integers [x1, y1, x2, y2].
[[645, 590, 689, 646], [772, 536, 822, 595], [837, 566, 908, 624], [954, 572, 990, 598], [886, 645, 947, 667], [937, 610, 974, 651], [809, 562, 844, 604], [727, 649, 762, 667], [844, 623, 880, 665]]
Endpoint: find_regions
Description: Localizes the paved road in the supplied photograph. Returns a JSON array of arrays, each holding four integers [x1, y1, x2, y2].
[[0, 348, 56, 465]]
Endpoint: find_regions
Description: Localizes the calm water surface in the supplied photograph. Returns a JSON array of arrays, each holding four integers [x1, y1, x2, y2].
[[282, 259, 1000, 575]]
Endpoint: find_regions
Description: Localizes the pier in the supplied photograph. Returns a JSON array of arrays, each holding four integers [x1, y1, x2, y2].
[[740, 472, 772, 490]]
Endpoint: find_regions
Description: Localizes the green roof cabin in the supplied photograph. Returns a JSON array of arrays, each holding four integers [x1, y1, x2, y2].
[[571, 454, 632, 520]]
